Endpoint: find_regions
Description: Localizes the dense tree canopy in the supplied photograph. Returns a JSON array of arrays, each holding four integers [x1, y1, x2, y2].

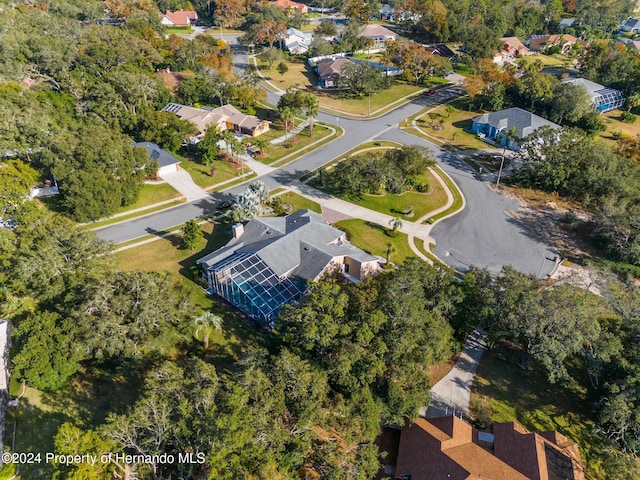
[[319, 145, 435, 196]]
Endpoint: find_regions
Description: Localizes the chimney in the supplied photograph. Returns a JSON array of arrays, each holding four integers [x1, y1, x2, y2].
[[232, 223, 244, 239]]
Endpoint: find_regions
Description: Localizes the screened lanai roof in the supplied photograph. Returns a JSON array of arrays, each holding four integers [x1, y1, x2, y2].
[[210, 252, 301, 320]]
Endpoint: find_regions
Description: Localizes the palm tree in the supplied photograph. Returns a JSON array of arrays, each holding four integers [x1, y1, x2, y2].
[[252, 137, 270, 158], [192, 311, 223, 350], [496, 127, 518, 188], [385, 241, 395, 265], [303, 94, 320, 137], [279, 106, 294, 146], [388, 217, 403, 236], [229, 137, 245, 176], [626, 92, 640, 112], [221, 129, 235, 157]]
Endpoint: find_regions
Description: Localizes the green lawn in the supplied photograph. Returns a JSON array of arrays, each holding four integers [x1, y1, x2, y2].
[[599, 110, 640, 147], [316, 81, 424, 115], [472, 343, 609, 479], [350, 172, 447, 219], [409, 99, 488, 151], [312, 168, 448, 220], [254, 123, 334, 165], [177, 152, 245, 189], [9, 369, 145, 479], [414, 237, 443, 265], [335, 218, 416, 266], [115, 221, 269, 365], [165, 26, 193, 34], [257, 56, 315, 91], [116, 182, 182, 212], [255, 56, 425, 115], [116, 221, 230, 309], [270, 191, 322, 214], [427, 166, 465, 223]]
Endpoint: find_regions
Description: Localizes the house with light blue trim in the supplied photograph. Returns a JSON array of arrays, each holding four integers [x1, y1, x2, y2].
[[471, 108, 560, 150]]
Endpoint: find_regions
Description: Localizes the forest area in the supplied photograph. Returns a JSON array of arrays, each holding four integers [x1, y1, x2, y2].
[[1, 0, 640, 479]]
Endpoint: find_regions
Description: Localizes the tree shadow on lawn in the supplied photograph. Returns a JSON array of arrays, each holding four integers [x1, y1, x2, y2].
[[40, 365, 145, 427], [364, 221, 392, 236], [10, 400, 66, 479], [473, 342, 599, 440], [177, 222, 233, 287]]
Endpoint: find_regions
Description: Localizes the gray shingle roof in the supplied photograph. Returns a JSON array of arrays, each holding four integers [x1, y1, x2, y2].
[[198, 209, 377, 280], [133, 142, 181, 168], [472, 107, 560, 138]]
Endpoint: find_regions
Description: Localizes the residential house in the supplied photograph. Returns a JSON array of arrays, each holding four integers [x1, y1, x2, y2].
[[528, 34, 582, 54], [562, 78, 625, 113], [471, 107, 560, 149], [617, 36, 640, 52], [197, 210, 379, 325], [133, 142, 181, 177], [620, 17, 640, 32], [163, 103, 270, 141], [159, 10, 198, 26], [282, 27, 313, 55], [379, 4, 395, 20], [492, 50, 505, 66], [500, 36, 531, 59], [358, 24, 398, 47], [423, 43, 457, 59], [391, 416, 585, 480], [379, 4, 421, 22], [268, 0, 308, 13], [316, 57, 353, 87]]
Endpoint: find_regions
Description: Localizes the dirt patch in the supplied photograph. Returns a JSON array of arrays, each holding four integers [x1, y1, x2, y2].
[[499, 186, 599, 264], [428, 351, 461, 386], [155, 70, 192, 93]]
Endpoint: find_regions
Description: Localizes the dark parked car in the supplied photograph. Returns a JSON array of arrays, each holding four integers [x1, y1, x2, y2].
[[216, 201, 233, 211]]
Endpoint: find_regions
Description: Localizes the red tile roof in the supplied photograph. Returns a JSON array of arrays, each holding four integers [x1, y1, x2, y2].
[[160, 10, 197, 26], [394, 416, 585, 480], [528, 34, 579, 52], [268, 0, 308, 11]]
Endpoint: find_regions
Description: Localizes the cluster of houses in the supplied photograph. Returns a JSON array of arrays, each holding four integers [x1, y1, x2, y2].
[[492, 34, 587, 66], [281, 22, 398, 56], [470, 74, 626, 151]]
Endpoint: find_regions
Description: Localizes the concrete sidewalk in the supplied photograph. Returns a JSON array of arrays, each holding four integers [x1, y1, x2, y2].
[[421, 327, 486, 420]]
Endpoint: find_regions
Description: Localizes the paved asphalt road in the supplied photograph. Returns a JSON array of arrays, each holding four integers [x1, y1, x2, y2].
[[96, 46, 558, 278]]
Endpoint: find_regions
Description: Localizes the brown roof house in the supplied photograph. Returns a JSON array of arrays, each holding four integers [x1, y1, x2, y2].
[[159, 10, 198, 26], [316, 57, 353, 88], [163, 103, 270, 141], [392, 416, 585, 480], [528, 34, 583, 54], [268, 0, 308, 13], [358, 24, 398, 47], [499, 36, 531, 60]]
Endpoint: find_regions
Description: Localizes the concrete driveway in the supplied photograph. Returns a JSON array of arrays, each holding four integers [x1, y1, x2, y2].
[[422, 327, 486, 420], [160, 170, 210, 202]]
